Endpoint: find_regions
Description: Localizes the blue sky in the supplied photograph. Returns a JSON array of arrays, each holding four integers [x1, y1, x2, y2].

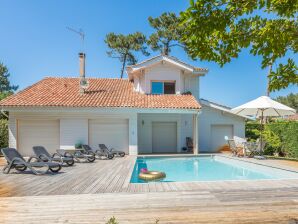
[[0, 0, 297, 107]]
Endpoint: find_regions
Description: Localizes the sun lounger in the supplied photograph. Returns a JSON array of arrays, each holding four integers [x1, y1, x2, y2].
[[82, 145, 114, 159], [56, 149, 95, 163], [98, 144, 125, 157], [1, 148, 61, 175], [33, 146, 74, 166]]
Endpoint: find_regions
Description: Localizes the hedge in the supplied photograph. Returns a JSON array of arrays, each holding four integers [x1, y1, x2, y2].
[[246, 120, 298, 158], [0, 119, 8, 152]]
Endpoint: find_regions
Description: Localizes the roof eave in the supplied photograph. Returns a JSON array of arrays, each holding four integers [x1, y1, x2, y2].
[[1, 105, 201, 114]]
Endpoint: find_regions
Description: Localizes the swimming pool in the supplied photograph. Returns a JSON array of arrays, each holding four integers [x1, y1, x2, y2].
[[130, 156, 298, 183]]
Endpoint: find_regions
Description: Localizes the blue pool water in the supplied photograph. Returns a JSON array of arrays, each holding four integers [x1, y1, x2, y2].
[[130, 156, 298, 183]]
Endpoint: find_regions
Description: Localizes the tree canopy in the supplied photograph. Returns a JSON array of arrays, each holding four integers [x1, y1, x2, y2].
[[275, 93, 298, 111], [180, 0, 298, 92], [147, 12, 184, 55], [105, 32, 149, 78], [0, 62, 18, 101]]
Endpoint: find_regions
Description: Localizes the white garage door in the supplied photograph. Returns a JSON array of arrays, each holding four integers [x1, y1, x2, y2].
[[89, 119, 129, 154], [152, 122, 177, 153], [18, 120, 60, 156], [211, 125, 233, 152]]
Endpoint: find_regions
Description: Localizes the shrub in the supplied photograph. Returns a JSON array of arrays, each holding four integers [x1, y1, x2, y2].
[[75, 142, 82, 149], [106, 217, 118, 224], [267, 121, 298, 158], [246, 120, 298, 158], [245, 121, 261, 141], [0, 119, 8, 151], [262, 126, 282, 156]]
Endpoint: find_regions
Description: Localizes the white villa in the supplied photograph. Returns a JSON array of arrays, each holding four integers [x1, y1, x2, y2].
[[0, 54, 246, 156]]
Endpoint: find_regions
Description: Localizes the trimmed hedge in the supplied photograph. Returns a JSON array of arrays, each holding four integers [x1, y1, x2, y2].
[[246, 120, 298, 158], [267, 121, 298, 158], [0, 119, 8, 152]]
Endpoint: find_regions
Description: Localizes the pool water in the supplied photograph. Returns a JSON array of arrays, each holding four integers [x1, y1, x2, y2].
[[130, 156, 298, 183]]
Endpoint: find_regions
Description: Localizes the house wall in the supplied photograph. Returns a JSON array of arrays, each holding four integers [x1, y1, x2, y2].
[[138, 113, 193, 154], [9, 106, 245, 155], [183, 74, 200, 100], [8, 113, 17, 149], [8, 111, 138, 155], [198, 106, 246, 152], [144, 63, 181, 94], [133, 62, 200, 96]]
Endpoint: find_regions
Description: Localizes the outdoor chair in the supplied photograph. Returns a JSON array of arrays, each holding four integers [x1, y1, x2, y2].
[[33, 146, 74, 166], [243, 142, 256, 157], [227, 139, 243, 156], [249, 139, 266, 159], [1, 148, 61, 175], [82, 144, 114, 159], [56, 149, 95, 163], [186, 137, 194, 153], [99, 144, 125, 157]]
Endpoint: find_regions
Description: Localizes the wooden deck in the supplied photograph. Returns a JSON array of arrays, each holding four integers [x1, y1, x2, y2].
[[1, 188, 298, 223], [0, 155, 298, 223], [1, 155, 298, 197]]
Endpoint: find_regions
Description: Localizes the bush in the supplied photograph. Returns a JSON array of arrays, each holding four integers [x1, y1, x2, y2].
[[0, 119, 8, 151], [106, 217, 118, 224], [245, 121, 261, 141], [267, 121, 298, 158], [246, 120, 298, 158]]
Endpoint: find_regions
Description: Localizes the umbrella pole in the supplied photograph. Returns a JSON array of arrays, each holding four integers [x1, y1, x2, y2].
[[260, 109, 264, 153]]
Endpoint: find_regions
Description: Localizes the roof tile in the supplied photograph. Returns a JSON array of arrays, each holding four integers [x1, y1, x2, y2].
[[0, 77, 201, 110]]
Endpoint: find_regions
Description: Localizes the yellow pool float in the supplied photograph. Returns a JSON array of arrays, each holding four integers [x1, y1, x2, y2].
[[138, 171, 166, 181]]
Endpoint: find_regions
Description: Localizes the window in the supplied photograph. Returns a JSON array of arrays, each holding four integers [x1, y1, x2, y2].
[[151, 82, 163, 94], [151, 81, 175, 94], [164, 82, 175, 94]]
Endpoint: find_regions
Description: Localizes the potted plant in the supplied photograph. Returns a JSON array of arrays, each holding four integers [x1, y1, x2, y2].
[[75, 142, 82, 149]]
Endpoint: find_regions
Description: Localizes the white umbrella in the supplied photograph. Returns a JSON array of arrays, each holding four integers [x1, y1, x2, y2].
[[232, 96, 296, 151], [232, 96, 296, 118]]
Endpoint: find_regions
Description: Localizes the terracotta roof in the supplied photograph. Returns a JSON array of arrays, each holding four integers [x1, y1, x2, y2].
[[286, 113, 298, 121], [0, 77, 201, 110]]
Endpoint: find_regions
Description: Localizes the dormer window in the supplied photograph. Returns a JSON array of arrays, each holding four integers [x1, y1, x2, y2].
[[151, 81, 175, 94]]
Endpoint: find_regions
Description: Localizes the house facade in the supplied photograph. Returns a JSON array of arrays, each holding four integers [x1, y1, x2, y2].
[[0, 55, 246, 156]]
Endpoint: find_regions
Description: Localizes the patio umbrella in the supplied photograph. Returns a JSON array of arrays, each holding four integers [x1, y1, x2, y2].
[[231, 96, 296, 150], [232, 96, 296, 118]]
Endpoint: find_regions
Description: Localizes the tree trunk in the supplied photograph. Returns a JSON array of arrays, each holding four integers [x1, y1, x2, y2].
[[266, 62, 272, 97], [163, 43, 169, 56], [264, 62, 273, 124], [120, 54, 127, 79]]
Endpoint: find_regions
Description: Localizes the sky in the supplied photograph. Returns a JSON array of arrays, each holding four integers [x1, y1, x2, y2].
[[0, 0, 297, 108]]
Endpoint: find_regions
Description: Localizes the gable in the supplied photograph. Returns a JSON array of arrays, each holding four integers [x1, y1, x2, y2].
[[127, 55, 208, 81]]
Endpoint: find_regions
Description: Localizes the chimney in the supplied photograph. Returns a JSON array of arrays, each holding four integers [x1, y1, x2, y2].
[[79, 52, 86, 94]]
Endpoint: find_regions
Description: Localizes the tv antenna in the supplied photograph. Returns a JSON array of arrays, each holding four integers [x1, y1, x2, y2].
[[66, 26, 85, 51]]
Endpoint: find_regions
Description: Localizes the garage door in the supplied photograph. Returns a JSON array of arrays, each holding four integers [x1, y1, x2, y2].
[[89, 119, 129, 154], [211, 125, 233, 152], [18, 120, 60, 156], [152, 122, 177, 153]]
